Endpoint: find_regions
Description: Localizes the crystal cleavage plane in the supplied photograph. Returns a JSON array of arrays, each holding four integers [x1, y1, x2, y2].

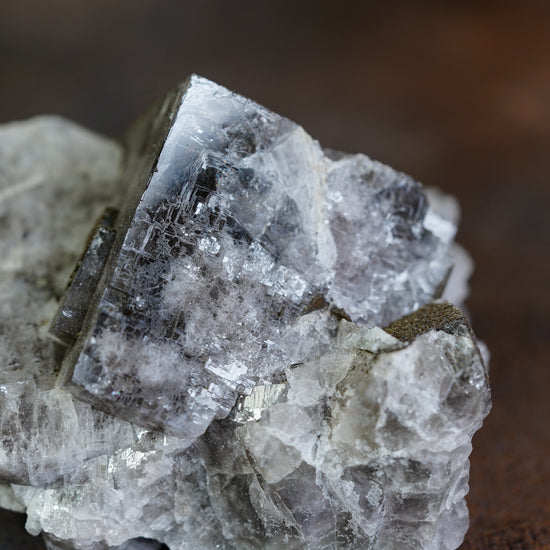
[[0, 75, 491, 550]]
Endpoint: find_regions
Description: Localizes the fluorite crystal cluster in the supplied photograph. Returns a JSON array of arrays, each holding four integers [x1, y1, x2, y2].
[[0, 76, 490, 550]]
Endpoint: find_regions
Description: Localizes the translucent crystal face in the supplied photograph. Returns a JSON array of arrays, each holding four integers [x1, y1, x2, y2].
[[59, 76, 455, 438]]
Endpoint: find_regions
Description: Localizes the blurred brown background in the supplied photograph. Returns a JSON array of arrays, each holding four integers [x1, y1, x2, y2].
[[1, 1, 549, 548]]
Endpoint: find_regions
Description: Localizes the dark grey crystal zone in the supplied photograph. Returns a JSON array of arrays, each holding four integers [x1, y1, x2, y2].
[[50, 207, 118, 345], [56, 76, 455, 438]]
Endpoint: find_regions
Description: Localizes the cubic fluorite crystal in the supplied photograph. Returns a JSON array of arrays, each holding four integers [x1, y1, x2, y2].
[[0, 76, 490, 550]]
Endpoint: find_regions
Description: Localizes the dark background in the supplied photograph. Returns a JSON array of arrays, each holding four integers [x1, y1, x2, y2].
[[1, 1, 549, 548]]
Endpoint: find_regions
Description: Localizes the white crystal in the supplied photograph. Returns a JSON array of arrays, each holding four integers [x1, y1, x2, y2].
[[0, 117, 152, 486], [10, 307, 489, 550]]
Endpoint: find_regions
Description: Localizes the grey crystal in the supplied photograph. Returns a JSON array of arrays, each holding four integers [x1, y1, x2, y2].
[[57, 75, 457, 439], [0, 76, 490, 550]]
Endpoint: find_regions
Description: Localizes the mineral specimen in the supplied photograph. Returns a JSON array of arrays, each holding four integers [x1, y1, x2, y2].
[[0, 77, 490, 550]]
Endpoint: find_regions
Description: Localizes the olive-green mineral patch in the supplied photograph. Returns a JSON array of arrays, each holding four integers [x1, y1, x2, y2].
[[384, 302, 467, 342]]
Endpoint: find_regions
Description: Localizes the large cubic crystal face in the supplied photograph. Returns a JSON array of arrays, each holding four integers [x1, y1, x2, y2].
[[0, 76, 491, 550], [58, 75, 457, 438]]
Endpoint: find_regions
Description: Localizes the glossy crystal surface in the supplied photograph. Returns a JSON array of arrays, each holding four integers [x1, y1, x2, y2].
[[60, 76, 456, 439]]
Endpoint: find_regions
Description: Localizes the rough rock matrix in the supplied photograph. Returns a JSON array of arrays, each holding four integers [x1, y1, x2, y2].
[[0, 76, 490, 549]]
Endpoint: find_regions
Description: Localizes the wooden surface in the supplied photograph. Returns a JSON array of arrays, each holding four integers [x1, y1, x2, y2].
[[1, 1, 549, 548]]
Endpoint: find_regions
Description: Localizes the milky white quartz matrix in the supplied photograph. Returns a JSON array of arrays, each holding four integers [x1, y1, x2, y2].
[[0, 76, 490, 550]]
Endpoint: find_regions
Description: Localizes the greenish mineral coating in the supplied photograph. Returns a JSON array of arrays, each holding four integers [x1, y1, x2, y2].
[[384, 302, 469, 342]]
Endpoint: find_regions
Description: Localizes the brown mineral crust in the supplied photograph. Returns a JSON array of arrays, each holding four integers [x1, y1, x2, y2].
[[301, 294, 328, 315], [384, 302, 468, 342]]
